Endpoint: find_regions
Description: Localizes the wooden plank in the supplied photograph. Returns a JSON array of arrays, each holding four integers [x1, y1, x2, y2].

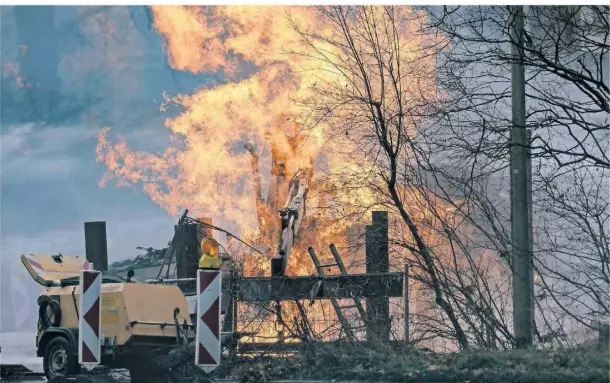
[[174, 273, 403, 301], [307, 247, 355, 341], [236, 273, 403, 301]]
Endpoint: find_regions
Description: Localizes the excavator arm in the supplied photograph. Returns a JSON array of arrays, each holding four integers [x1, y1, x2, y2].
[[271, 167, 311, 276]]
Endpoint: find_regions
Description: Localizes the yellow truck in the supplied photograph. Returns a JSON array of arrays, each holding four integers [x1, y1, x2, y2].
[[21, 253, 196, 382]]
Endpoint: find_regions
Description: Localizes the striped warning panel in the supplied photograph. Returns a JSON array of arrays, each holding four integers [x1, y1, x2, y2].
[[24, 255, 46, 275], [195, 269, 222, 372], [78, 270, 101, 367]]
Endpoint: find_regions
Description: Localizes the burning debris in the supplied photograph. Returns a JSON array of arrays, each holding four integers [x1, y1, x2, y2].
[[94, 7, 380, 272], [94, 6, 388, 351], [109, 246, 168, 271]]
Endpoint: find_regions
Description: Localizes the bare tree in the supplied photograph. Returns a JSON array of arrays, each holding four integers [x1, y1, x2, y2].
[[289, 5, 516, 350], [287, 4, 608, 350], [422, 5, 609, 345], [426, 5, 608, 169]]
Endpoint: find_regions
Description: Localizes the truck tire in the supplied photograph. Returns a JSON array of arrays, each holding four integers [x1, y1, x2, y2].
[[43, 336, 80, 380]]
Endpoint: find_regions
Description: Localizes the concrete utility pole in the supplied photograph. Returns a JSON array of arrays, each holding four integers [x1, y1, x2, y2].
[[526, 129, 534, 324], [510, 5, 534, 348]]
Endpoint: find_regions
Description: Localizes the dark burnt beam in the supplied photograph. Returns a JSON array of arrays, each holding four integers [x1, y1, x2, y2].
[[240, 273, 402, 301], [175, 223, 200, 279], [270, 257, 287, 277], [84, 221, 108, 272], [176, 273, 403, 301]]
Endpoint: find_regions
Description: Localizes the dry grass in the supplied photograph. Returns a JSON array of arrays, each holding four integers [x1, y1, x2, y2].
[[216, 342, 610, 382]]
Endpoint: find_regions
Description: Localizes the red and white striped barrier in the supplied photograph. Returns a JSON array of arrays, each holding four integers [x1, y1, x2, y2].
[[195, 269, 222, 372], [24, 255, 46, 275], [78, 270, 101, 367]]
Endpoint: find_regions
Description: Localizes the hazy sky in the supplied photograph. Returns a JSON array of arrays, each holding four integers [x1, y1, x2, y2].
[[0, 6, 219, 331]]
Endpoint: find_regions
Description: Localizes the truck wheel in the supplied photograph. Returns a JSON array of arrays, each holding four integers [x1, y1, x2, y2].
[[43, 337, 80, 380]]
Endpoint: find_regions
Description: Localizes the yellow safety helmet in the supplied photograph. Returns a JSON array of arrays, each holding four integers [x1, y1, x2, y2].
[[199, 237, 221, 269]]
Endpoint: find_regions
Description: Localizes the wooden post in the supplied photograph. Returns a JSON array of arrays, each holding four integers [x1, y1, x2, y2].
[[175, 222, 201, 279], [600, 322, 610, 347], [486, 322, 495, 349], [404, 264, 409, 344], [365, 211, 390, 343], [84, 221, 108, 271], [174, 224, 185, 279], [365, 224, 375, 342]]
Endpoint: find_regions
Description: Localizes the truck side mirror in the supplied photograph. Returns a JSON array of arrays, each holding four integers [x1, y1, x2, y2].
[[127, 269, 135, 282]]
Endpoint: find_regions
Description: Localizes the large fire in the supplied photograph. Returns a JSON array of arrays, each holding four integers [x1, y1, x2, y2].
[[95, 6, 438, 342]]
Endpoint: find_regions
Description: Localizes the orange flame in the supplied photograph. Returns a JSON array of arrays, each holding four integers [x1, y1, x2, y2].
[[95, 4, 440, 266], [96, 6, 441, 340], [96, 6, 340, 239]]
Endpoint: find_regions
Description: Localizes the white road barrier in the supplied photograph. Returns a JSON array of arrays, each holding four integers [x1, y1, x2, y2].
[[78, 270, 101, 367], [195, 269, 222, 372]]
